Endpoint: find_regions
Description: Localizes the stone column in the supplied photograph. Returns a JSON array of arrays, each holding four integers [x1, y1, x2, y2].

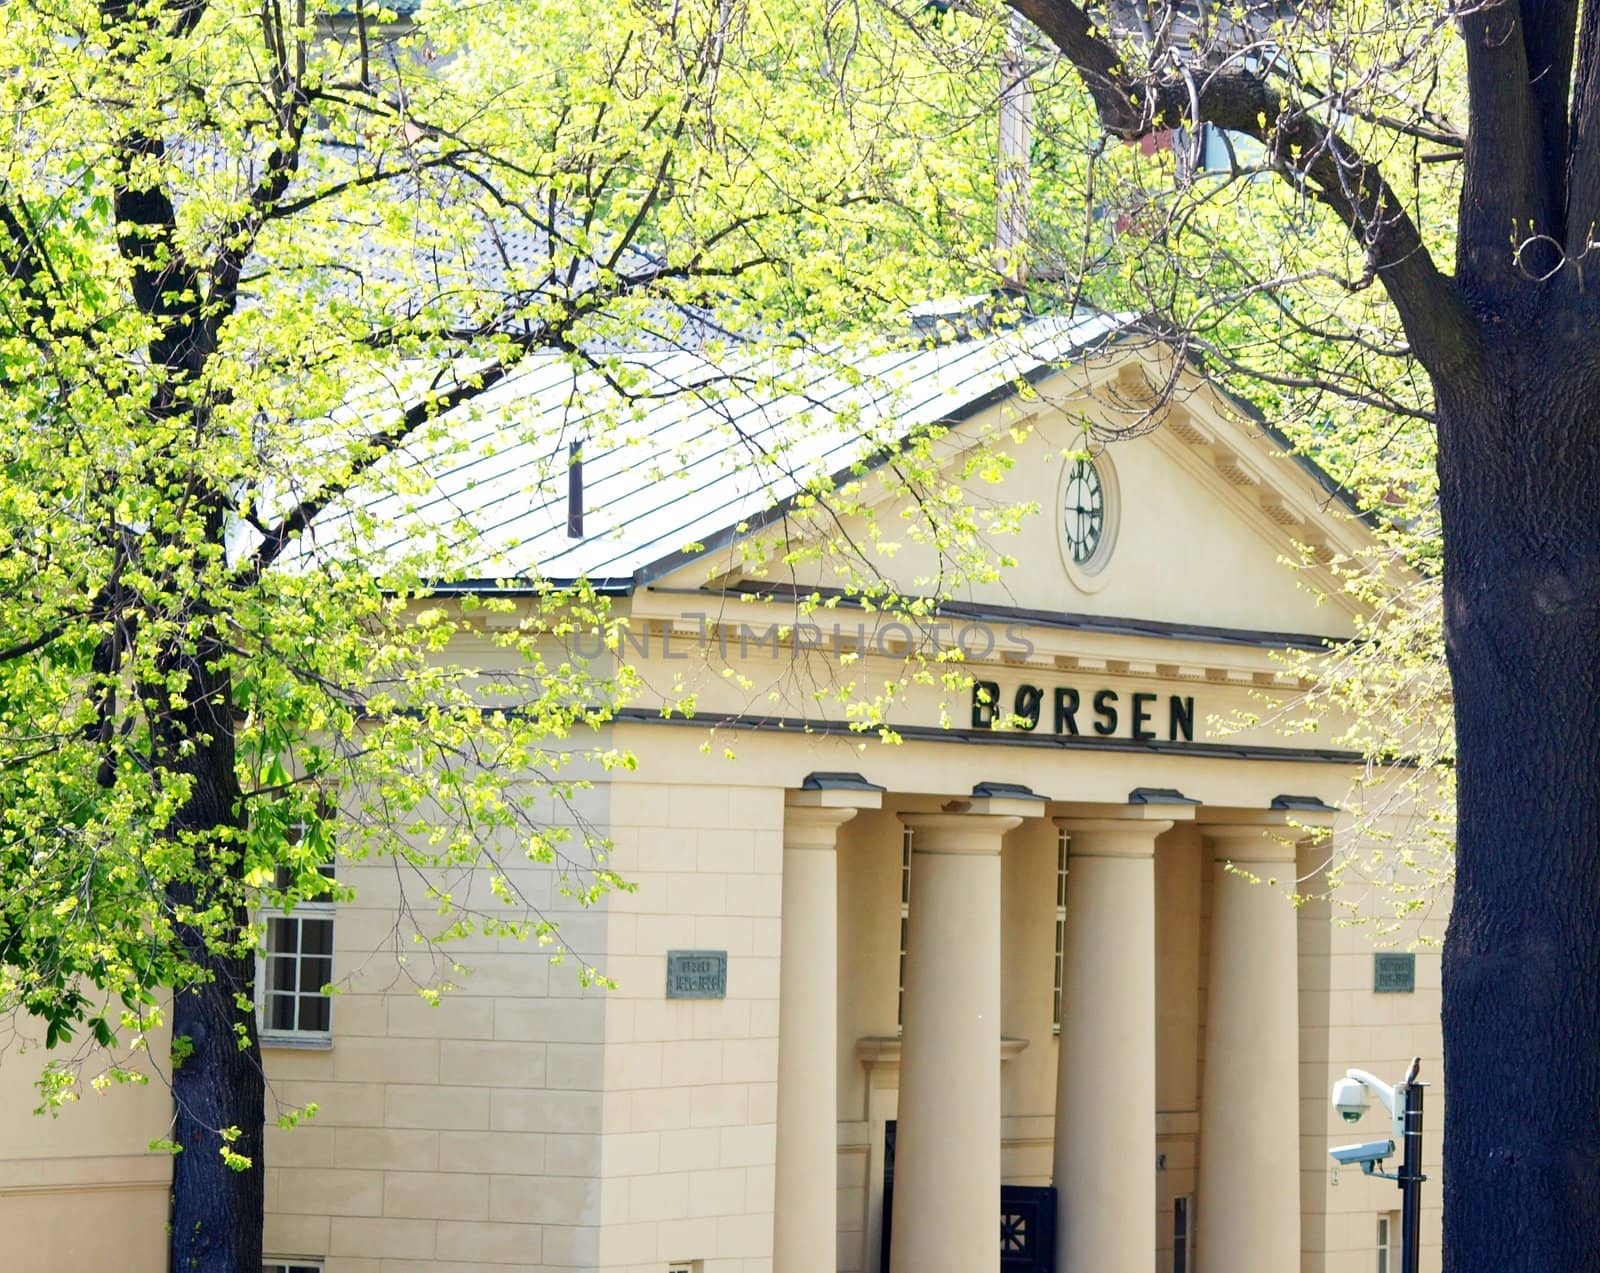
[[1155, 820, 1204, 1116], [1196, 818, 1304, 1273], [890, 790, 1042, 1273], [1051, 807, 1179, 1273], [775, 781, 881, 1273]]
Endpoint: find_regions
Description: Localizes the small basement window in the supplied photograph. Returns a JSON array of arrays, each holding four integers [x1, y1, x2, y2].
[[1173, 1195, 1193, 1273], [1378, 1213, 1398, 1273]]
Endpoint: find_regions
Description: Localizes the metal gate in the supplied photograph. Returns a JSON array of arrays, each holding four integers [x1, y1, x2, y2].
[[879, 1120, 1057, 1273]]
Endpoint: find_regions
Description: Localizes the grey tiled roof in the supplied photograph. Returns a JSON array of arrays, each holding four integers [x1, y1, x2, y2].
[[287, 311, 1126, 587]]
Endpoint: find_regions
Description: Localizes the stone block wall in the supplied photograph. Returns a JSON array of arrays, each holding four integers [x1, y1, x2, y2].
[[593, 775, 786, 1273]]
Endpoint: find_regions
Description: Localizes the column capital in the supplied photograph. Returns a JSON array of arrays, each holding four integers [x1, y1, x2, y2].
[[1197, 798, 1337, 830], [788, 771, 884, 811], [1200, 823, 1299, 866], [1054, 816, 1174, 857], [1055, 803, 1186, 856], [899, 810, 1023, 855], [782, 802, 862, 851], [1199, 805, 1331, 865], [1055, 797, 1196, 825], [899, 783, 1045, 853]]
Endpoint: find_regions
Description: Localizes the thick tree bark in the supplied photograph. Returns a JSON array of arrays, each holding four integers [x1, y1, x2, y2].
[[1437, 331, 1600, 1272], [169, 958, 265, 1273], [1003, 0, 1600, 1265], [158, 634, 264, 1273]]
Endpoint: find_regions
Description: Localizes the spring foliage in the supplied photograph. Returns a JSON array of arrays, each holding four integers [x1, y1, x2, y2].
[[0, 0, 1018, 1131]]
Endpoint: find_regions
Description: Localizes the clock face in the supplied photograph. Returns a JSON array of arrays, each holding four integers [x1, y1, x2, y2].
[[1062, 456, 1105, 564]]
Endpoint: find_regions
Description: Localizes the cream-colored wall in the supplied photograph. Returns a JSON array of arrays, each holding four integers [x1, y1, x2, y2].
[[1298, 840, 1446, 1273], [0, 1020, 170, 1273], [0, 742, 1448, 1273], [258, 776, 614, 1273], [594, 775, 786, 1273]]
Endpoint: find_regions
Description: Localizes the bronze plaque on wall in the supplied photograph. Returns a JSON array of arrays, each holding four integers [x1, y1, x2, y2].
[[1374, 953, 1416, 993], [666, 950, 727, 999]]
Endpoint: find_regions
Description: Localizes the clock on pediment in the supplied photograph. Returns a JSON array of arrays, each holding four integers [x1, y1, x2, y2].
[[1062, 456, 1105, 564], [1057, 447, 1119, 591]]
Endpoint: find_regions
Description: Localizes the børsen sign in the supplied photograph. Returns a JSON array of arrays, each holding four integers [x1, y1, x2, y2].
[[971, 680, 1196, 743]]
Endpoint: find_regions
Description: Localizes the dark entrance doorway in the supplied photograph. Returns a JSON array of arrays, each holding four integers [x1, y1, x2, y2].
[[880, 1119, 1057, 1273]]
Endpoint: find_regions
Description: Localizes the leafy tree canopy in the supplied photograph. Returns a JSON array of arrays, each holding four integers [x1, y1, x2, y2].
[[0, 2, 1026, 1262]]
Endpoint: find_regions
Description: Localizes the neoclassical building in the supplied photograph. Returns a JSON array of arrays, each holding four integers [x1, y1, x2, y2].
[[0, 316, 1444, 1273]]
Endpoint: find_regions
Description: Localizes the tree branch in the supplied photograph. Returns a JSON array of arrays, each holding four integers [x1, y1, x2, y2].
[[263, 147, 476, 222], [111, 133, 211, 388], [1008, 0, 1482, 380], [1457, 0, 1549, 287], [0, 623, 71, 665], [1519, 0, 1577, 238], [1566, 0, 1600, 251], [240, 361, 515, 581]]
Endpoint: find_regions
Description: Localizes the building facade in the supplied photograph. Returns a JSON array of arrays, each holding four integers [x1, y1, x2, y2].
[[0, 327, 1446, 1273]]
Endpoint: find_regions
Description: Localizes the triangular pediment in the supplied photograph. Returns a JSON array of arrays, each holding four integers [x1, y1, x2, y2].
[[646, 345, 1370, 647]]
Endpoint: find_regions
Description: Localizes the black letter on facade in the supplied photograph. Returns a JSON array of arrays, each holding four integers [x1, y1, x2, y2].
[[1054, 687, 1080, 735], [972, 680, 1001, 729], [1093, 689, 1119, 736], [1014, 685, 1043, 731], [1131, 693, 1156, 741], [1169, 695, 1195, 742]]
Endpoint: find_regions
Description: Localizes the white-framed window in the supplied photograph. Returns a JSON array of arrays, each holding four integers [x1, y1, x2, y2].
[[1053, 829, 1070, 1032], [667, 1263, 700, 1273], [264, 1262, 323, 1273], [1377, 1213, 1398, 1273], [897, 826, 912, 1030], [258, 863, 335, 1045], [1173, 1194, 1193, 1273]]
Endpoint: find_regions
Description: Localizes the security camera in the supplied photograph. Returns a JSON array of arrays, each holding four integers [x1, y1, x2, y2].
[[1332, 1075, 1371, 1124], [1329, 1067, 1410, 1179], [1329, 1139, 1395, 1169]]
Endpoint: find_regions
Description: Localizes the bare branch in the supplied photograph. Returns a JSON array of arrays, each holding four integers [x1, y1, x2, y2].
[[1008, 0, 1482, 381]]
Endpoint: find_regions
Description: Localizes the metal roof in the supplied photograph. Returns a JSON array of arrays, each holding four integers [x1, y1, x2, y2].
[[295, 310, 1127, 586]]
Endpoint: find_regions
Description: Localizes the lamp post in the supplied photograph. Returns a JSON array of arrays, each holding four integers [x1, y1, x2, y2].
[[1329, 1058, 1427, 1273]]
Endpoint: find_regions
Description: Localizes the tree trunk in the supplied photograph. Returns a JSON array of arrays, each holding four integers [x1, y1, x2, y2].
[[1437, 337, 1600, 1272], [160, 637, 265, 1273], [169, 956, 265, 1273]]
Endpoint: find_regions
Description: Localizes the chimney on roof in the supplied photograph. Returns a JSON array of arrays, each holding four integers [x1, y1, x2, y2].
[[567, 439, 584, 539], [995, 13, 1032, 291]]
